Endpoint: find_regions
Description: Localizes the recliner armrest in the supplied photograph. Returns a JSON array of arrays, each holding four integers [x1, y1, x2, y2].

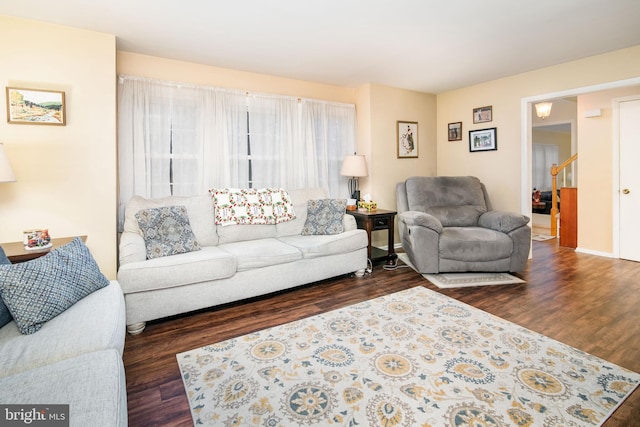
[[478, 211, 530, 234], [398, 211, 443, 234]]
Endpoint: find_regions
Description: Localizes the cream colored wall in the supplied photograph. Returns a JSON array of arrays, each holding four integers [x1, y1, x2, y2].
[[0, 15, 117, 277], [117, 52, 355, 104], [532, 129, 571, 166], [356, 83, 436, 247], [437, 45, 640, 255]]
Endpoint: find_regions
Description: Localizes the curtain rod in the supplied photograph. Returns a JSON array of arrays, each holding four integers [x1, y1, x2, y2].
[[118, 74, 354, 108]]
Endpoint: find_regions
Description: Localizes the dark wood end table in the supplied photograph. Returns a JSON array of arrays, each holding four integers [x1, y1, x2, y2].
[[2, 236, 87, 263], [346, 208, 397, 265]]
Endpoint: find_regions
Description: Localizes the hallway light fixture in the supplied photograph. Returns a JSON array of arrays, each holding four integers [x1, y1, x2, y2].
[[0, 143, 16, 183], [535, 102, 553, 119], [340, 153, 367, 201]]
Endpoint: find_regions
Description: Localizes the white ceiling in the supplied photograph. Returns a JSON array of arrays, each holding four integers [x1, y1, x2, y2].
[[2, 0, 640, 93]]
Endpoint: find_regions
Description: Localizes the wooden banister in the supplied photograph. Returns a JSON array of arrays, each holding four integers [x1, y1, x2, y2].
[[549, 153, 578, 237]]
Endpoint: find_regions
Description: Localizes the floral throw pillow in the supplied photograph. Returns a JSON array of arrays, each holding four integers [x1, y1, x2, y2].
[[209, 188, 296, 226], [136, 205, 201, 259], [301, 199, 347, 235]]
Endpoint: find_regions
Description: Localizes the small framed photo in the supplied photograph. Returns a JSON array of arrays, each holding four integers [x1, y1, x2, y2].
[[469, 127, 497, 152], [397, 121, 418, 158], [448, 122, 462, 141], [6, 87, 66, 125], [473, 105, 492, 124]]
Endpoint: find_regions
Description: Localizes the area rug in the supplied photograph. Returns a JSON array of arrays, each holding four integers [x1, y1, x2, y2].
[[177, 286, 639, 427], [532, 234, 556, 241], [397, 253, 525, 288]]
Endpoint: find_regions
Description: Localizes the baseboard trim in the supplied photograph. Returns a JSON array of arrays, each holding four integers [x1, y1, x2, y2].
[[575, 247, 614, 258]]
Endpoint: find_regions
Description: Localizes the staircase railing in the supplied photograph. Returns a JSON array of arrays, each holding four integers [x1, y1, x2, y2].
[[549, 153, 578, 237]]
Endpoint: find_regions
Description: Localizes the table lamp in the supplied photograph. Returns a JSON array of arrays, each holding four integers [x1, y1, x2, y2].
[[0, 143, 16, 183], [340, 154, 367, 201]]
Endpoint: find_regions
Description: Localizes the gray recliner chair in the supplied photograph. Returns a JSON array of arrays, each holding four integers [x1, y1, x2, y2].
[[396, 176, 531, 273]]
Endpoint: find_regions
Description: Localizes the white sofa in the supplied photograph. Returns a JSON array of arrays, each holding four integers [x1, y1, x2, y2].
[[118, 188, 368, 335], [0, 280, 128, 427]]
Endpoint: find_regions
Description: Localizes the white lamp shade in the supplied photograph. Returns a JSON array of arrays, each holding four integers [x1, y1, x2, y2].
[[340, 154, 368, 177], [535, 102, 553, 119], [0, 143, 16, 183]]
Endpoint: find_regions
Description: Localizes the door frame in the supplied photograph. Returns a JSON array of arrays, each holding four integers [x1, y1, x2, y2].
[[612, 94, 640, 259], [520, 77, 640, 257]]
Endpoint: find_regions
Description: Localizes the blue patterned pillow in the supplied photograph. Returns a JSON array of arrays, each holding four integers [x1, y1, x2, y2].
[[0, 246, 12, 328], [136, 205, 201, 259], [0, 238, 109, 335], [301, 199, 347, 235]]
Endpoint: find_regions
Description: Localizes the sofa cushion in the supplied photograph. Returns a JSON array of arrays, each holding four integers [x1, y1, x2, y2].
[[278, 229, 368, 259], [301, 199, 347, 235], [0, 247, 12, 328], [0, 238, 110, 335], [124, 194, 218, 247], [136, 205, 201, 259], [405, 176, 487, 227], [216, 223, 277, 245], [117, 247, 236, 293], [0, 349, 127, 427], [439, 227, 513, 262], [0, 280, 125, 378], [218, 238, 302, 271]]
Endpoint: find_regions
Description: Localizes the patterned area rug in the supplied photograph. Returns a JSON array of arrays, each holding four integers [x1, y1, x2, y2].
[[177, 287, 639, 427], [532, 234, 556, 241], [397, 253, 525, 288]]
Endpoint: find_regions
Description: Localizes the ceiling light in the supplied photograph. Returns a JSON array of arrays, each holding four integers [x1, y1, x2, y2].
[[535, 102, 553, 119]]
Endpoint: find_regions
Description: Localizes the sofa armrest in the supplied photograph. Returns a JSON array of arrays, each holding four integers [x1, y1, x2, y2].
[[343, 213, 357, 231], [398, 211, 443, 234], [478, 211, 530, 234], [118, 232, 146, 265]]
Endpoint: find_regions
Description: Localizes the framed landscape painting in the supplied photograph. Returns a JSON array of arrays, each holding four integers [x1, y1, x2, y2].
[[469, 127, 497, 152], [6, 87, 66, 125], [397, 121, 418, 158]]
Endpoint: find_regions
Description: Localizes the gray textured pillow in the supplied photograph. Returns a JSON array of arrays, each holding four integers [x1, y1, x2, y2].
[[301, 199, 347, 235], [136, 205, 201, 259], [0, 238, 109, 335], [0, 246, 12, 328]]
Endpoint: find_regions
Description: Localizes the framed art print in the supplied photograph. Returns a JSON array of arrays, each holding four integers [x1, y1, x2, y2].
[[397, 121, 418, 158], [469, 127, 497, 152], [448, 122, 462, 141], [473, 105, 492, 124], [6, 87, 66, 125]]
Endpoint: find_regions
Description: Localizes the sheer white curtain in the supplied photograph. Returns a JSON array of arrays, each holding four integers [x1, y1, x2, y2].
[[118, 75, 357, 229], [532, 143, 558, 191], [302, 100, 356, 199]]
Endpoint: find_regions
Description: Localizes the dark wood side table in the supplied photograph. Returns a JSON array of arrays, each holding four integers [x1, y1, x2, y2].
[[346, 208, 397, 265], [2, 236, 87, 263]]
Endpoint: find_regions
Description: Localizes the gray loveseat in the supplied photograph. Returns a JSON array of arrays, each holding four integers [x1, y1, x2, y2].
[[396, 176, 531, 273], [118, 188, 368, 334]]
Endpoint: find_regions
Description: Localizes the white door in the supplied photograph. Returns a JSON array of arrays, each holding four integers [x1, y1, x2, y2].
[[619, 98, 640, 262]]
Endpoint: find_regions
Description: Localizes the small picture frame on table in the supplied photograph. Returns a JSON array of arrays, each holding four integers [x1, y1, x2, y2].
[[397, 121, 418, 158], [469, 127, 497, 152], [472, 106, 492, 124], [448, 122, 462, 141]]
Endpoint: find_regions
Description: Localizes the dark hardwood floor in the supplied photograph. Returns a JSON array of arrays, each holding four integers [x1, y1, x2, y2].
[[123, 240, 640, 426]]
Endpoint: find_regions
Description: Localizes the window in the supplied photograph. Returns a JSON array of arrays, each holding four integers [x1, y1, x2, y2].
[[117, 76, 356, 229]]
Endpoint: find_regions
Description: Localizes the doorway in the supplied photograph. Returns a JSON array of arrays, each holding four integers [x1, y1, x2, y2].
[[521, 77, 640, 257]]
